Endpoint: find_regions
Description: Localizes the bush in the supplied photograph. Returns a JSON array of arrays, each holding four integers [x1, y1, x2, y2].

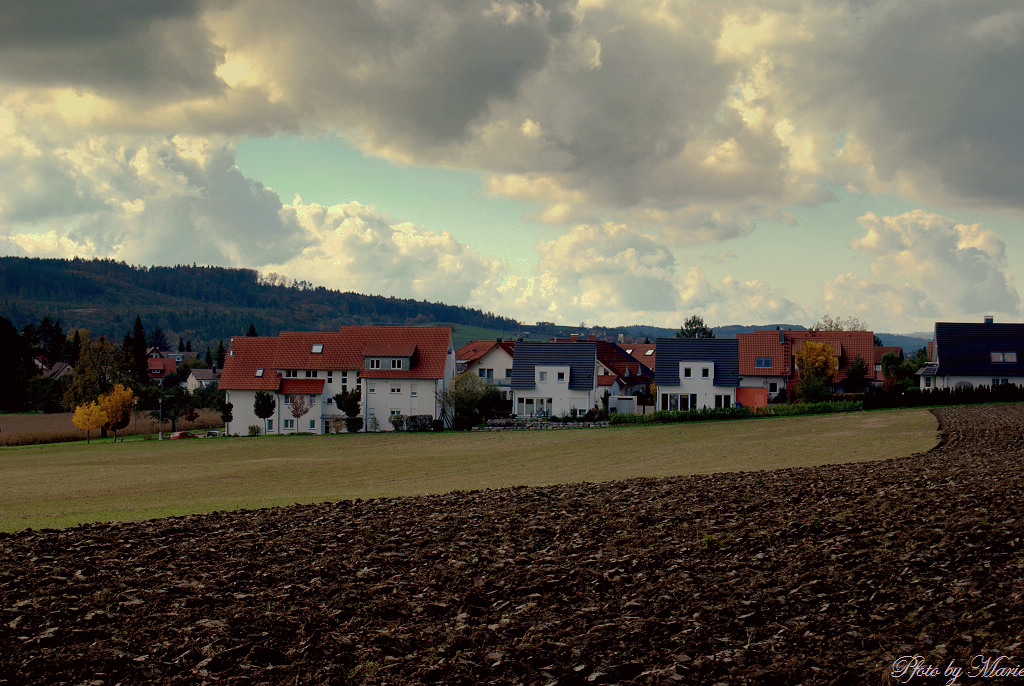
[[407, 415, 434, 432], [389, 414, 407, 431], [344, 416, 364, 433], [608, 400, 862, 426], [862, 383, 1024, 410], [248, 425, 262, 436], [431, 419, 445, 432]]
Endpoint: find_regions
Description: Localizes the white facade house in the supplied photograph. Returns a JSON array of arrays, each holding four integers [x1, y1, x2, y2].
[[918, 319, 1023, 391], [220, 326, 455, 434], [456, 340, 515, 398], [509, 342, 598, 417], [654, 338, 740, 411]]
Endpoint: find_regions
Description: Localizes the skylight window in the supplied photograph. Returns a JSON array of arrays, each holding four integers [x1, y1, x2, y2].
[[255, 368, 264, 377], [311, 343, 323, 354], [644, 349, 654, 356]]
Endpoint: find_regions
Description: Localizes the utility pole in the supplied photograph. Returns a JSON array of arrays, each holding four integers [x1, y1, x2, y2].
[[159, 397, 163, 440]]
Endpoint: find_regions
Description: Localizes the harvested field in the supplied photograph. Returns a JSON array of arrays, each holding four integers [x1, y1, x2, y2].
[[0, 410, 223, 447], [1, 405, 1022, 684]]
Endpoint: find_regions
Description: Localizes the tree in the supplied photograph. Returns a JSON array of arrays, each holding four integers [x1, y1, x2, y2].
[[183, 405, 200, 427], [151, 386, 189, 432], [129, 317, 148, 384], [97, 383, 135, 442], [178, 338, 185, 353], [147, 326, 169, 351], [289, 394, 312, 430], [795, 341, 838, 402], [844, 355, 870, 394], [334, 388, 362, 433], [675, 315, 715, 339], [246, 323, 258, 337], [219, 400, 233, 425], [215, 340, 226, 369], [62, 336, 130, 414], [73, 402, 108, 444], [254, 390, 276, 433], [437, 371, 488, 430], [0, 316, 34, 412], [814, 314, 866, 331]]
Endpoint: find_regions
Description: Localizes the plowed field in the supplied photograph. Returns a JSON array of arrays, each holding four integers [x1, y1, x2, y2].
[[2, 405, 1022, 684]]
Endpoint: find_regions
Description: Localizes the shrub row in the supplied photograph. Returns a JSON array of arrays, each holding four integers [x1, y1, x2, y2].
[[608, 400, 863, 426], [862, 383, 1024, 410], [388, 414, 439, 432]]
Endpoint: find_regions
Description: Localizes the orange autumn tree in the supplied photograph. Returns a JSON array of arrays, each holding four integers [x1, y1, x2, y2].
[[794, 341, 839, 403], [72, 402, 108, 444], [97, 383, 135, 442]]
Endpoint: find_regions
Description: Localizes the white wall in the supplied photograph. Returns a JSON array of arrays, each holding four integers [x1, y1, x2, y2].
[[513, 364, 594, 417], [658, 360, 735, 410]]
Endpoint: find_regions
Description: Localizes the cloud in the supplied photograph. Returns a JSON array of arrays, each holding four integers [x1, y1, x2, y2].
[[268, 199, 507, 308], [824, 210, 1022, 331], [0, 112, 306, 266]]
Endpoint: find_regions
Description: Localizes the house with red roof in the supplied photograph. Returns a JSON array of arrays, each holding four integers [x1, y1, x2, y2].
[[737, 328, 877, 399], [456, 339, 515, 397], [219, 326, 455, 434], [147, 357, 177, 386]]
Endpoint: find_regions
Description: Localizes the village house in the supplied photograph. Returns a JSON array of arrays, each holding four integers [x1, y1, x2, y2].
[[219, 326, 455, 434], [654, 337, 740, 411], [456, 339, 515, 398], [509, 341, 599, 418], [917, 317, 1024, 390]]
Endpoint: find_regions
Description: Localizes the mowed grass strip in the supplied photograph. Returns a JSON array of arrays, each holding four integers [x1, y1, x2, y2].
[[0, 408, 939, 532]]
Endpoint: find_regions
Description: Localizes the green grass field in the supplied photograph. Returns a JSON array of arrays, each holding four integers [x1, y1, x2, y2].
[[0, 408, 940, 532]]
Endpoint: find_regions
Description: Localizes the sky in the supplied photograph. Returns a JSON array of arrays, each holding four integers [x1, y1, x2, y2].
[[1, 0, 1022, 334]]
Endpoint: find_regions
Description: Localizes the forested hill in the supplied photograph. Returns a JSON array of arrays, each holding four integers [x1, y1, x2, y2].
[[0, 257, 521, 349]]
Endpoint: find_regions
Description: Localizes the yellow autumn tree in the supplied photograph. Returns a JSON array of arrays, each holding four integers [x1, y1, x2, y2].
[[72, 402, 108, 444], [97, 383, 135, 442], [794, 341, 839, 402]]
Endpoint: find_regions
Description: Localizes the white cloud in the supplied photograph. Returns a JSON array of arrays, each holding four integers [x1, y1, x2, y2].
[[826, 210, 1021, 331], [269, 199, 507, 308]]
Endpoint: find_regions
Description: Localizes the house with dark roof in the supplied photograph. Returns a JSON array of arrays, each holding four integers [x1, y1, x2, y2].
[[185, 368, 218, 393], [917, 317, 1024, 390], [509, 341, 599, 417], [456, 339, 515, 397], [219, 326, 455, 434], [655, 338, 740, 410], [555, 336, 655, 406]]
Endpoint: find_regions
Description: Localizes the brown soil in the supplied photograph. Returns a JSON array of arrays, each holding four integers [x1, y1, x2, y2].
[[2, 405, 1022, 685]]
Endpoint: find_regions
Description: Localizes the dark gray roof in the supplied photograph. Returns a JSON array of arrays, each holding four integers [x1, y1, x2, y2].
[[933, 321, 1024, 377], [509, 342, 596, 391], [654, 337, 740, 387]]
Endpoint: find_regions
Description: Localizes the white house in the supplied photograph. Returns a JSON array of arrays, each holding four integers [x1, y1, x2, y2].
[[509, 341, 598, 417], [219, 326, 455, 434], [654, 338, 740, 410], [918, 318, 1024, 390], [456, 339, 515, 397]]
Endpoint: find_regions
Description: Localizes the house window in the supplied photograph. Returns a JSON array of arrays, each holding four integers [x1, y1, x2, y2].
[[311, 344, 323, 354], [991, 352, 1018, 362], [625, 349, 633, 355], [255, 368, 264, 377], [369, 359, 381, 369], [368, 384, 375, 393], [410, 388, 417, 397], [326, 397, 334, 404], [925, 377, 932, 388], [644, 350, 654, 357], [266, 419, 273, 431], [479, 368, 493, 382], [284, 394, 292, 404], [306, 370, 316, 378], [284, 369, 297, 378], [309, 419, 316, 430], [327, 372, 333, 383], [390, 409, 401, 416], [557, 372, 565, 381], [755, 357, 772, 368], [684, 368, 691, 378], [993, 378, 1009, 386], [702, 368, 710, 378], [391, 359, 402, 369], [391, 386, 401, 394], [768, 382, 779, 393], [284, 419, 295, 430], [539, 371, 547, 382], [715, 395, 731, 408]]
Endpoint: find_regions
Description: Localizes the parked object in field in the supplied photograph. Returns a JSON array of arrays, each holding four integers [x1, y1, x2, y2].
[[169, 431, 198, 439]]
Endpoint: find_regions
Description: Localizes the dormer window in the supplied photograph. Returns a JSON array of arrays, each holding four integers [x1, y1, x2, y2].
[[255, 368, 264, 377], [284, 369, 297, 378], [311, 344, 323, 354], [391, 359, 402, 369], [369, 359, 381, 369], [991, 352, 1018, 363]]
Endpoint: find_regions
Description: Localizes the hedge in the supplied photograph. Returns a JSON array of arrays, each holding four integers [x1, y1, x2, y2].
[[608, 400, 863, 426]]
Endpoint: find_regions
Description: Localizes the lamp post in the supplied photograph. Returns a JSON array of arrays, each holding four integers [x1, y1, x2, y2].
[[133, 398, 138, 438], [159, 396, 163, 440]]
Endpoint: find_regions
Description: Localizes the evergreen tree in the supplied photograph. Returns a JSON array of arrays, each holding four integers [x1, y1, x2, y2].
[[178, 338, 185, 352], [204, 347, 213, 366], [71, 330, 82, 365], [215, 340, 226, 369], [130, 317, 148, 384], [147, 326, 169, 351], [254, 390, 276, 433], [246, 323, 258, 337]]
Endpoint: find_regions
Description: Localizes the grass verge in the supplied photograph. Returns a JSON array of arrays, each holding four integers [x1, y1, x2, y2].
[[0, 408, 939, 532]]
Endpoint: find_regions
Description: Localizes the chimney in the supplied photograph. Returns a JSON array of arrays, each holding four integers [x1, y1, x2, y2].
[[589, 334, 595, 341], [570, 333, 578, 340], [984, 316, 994, 325]]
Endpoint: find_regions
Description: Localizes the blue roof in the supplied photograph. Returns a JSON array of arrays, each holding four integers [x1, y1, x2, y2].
[[934, 321, 1024, 377], [509, 342, 596, 391], [654, 337, 740, 387]]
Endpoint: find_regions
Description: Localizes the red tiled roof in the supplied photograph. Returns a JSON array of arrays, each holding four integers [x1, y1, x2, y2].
[[624, 344, 657, 370], [147, 358, 177, 375], [220, 327, 452, 390], [219, 337, 283, 391], [790, 330, 875, 383], [597, 374, 617, 387], [737, 330, 791, 376], [456, 340, 515, 365], [739, 329, 876, 383], [280, 379, 325, 394], [874, 346, 902, 364]]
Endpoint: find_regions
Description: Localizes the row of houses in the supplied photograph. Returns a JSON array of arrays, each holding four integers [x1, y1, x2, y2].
[[218, 317, 1022, 434]]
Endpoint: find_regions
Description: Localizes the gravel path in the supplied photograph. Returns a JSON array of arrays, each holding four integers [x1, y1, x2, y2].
[[2, 405, 1022, 685]]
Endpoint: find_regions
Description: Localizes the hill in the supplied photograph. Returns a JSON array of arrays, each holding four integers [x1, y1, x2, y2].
[[0, 257, 522, 349]]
